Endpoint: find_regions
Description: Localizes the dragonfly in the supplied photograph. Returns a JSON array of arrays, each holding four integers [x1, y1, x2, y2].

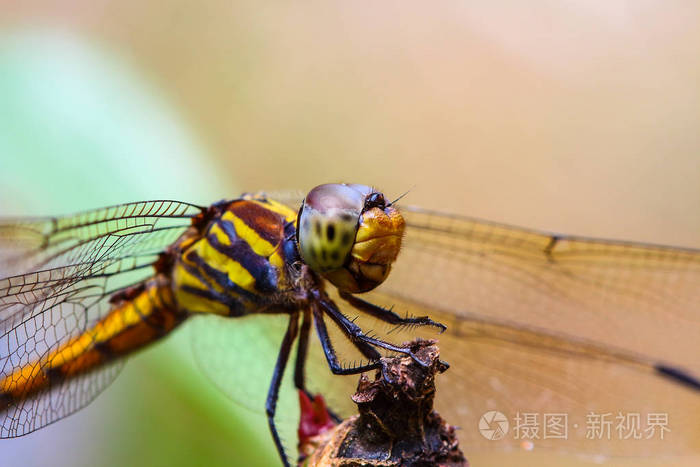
[[1, 183, 700, 465]]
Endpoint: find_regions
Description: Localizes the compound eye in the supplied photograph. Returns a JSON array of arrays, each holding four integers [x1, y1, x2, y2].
[[297, 184, 363, 272], [364, 192, 386, 211]]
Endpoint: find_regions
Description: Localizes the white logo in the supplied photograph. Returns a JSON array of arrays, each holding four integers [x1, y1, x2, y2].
[[479, 411, 509, 440]]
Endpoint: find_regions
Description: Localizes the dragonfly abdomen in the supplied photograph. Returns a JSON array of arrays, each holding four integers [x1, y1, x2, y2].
[[0, 276, 185, 410]]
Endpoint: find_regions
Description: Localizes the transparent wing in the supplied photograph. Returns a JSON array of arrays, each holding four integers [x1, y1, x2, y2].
[[0, 200, 203, 276], [1, 361, 124, 438], [391, 206, 700, 376], [0, 201, 202, 332], [353, 206, 700, 457], [190, 313, 293, 415], [0, 201, 202, 436], [190, 313, 302, 464]]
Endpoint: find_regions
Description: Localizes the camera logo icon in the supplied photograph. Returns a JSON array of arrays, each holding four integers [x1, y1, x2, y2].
[[479, 411, 509, 440]]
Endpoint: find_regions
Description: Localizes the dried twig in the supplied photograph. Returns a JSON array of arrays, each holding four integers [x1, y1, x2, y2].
[[300, 339, 467, 466]]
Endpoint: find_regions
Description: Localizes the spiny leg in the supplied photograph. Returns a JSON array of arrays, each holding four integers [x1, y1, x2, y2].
[[266, 311, 299, 467], [318, 296, 430, 367], [339, 291, 446, 332], [312, 303, 382, 375]]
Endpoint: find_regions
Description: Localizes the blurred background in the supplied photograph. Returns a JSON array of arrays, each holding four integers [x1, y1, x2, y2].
[[0, 1, 699, 466]]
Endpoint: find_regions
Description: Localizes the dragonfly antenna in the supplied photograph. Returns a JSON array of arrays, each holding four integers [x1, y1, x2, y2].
[[388, 186, 415, 207]]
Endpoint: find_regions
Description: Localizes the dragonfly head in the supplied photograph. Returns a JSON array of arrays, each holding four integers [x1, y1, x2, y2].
[[297, 183, 405, 293]]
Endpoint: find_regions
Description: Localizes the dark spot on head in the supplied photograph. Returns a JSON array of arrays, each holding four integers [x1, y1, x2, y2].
[[364, 192, 386, 211], [340, 213, 353, 222], [315, 220, 322, 236], [342, 232, 352, 246], [309, 248, 317, 260], [326, 224, 335, 241], [331, 251, 340, 262], [321, 249, 327, 262]]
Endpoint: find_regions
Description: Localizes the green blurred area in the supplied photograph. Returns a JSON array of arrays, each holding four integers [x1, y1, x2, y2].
[[0, 31, 279, 467]]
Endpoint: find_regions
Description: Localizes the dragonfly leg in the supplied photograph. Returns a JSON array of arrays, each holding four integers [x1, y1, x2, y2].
[[312, 303, 382, 375], [340, 291, 446, 333], [266, 311, 300, 467], [319, 297, 430, 368], [293, 309, 313, 391], [294, 309, 343, 423]]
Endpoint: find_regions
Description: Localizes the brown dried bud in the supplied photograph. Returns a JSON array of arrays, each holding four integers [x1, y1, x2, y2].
[[301, 339, 467, 467]]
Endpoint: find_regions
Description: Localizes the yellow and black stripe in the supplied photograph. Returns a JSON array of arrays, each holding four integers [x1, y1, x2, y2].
[[1, 196, 299, 409], [173, 198, 298, 316], [0, 276, 184, 408]]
